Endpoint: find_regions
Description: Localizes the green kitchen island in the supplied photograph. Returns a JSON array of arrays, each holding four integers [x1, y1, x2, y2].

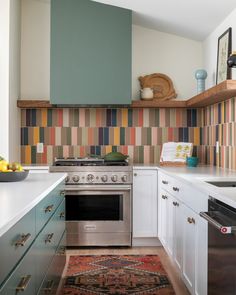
[[0, 172, 67, 295]]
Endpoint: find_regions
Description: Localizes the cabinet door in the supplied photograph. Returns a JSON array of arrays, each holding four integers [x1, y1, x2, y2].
[[182, 204, 197, 294], [0, 208, 35, 287], [166, 194, 174, 257], [0, 246, 35, 295], [195, 215, 207, 295], [158, 188, 168, 247], [35, 199, 65, 291], [133, 170, 157, 237], [173, 198, 183, 272]]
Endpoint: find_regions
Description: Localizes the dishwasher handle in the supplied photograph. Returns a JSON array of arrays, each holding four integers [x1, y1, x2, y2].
[[200, 211, 236, 234]]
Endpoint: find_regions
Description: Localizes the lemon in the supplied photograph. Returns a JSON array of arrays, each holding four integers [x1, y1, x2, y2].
[[0, 161, 8, 172]]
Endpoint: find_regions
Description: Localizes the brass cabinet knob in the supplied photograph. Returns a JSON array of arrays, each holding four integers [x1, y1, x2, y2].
[[187, 217, 195, 224], [162, 195, 168, 200], [173, 187, 180, 192], [59, 212, 65, 219], [45, 233, 54, 244], [162, 180, 168, 184], [45, 205, 54, 213]]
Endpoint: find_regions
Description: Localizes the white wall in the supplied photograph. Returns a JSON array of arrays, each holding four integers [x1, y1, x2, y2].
[[20, 1, 203, 101], [203, 8, 236, 89], [0, 0, 10, 160], [132, 25, 203, 100], [21, 0, 50, 100], [0, 0, 20, 162], [9, 0, 21, 162]]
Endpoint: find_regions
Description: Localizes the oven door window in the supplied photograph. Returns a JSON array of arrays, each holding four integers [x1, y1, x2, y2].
[[66, 194, 123, 221]]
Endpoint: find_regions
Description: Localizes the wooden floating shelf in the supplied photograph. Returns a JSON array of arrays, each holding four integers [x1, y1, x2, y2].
[[186, 80, 236, 107], [17, 80, 236, 109], [131, 99, 187, 108], [17, 100, 53, 108]]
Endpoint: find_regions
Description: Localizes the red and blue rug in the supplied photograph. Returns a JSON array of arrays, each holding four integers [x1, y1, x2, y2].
[[61, 255, 175, 294]]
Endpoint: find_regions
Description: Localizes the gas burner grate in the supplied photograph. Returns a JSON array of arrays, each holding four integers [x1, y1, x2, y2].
[[53, 157, 128, 167]]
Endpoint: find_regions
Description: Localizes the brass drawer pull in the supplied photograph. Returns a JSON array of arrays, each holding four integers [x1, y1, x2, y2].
[[173, 201, 179, 207], [161, 195, 167, 200], [57, 246, 66, 255], [45, 233, 54, 244], [187, 217, 195, 224], [15, 233, 31, 248], [16, 275, 31, 292], [45, 205, 54, 213], [60, 212, 65, 219], [43, 280, 54, 294], [60, 190, 65, 196], [173, 187, 179, 192], [162, 180, 168, 185]]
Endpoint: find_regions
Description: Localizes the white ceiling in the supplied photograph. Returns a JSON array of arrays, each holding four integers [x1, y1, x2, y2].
[[93, 0, 236, 41]]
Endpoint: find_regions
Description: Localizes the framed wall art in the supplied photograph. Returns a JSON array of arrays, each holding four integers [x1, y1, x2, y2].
[[216, 27, 232, 84]]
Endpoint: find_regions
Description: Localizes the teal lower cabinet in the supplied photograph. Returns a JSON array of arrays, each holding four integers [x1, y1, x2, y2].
[[38, 231, 66, 295], [0, 246, 35, 295], [0, 208, 36, 286], [35, 199, 65, 291], [0, 183, 66, 295]]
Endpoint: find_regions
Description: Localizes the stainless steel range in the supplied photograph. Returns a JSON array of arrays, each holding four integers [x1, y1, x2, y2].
[[50, 158, 132, 247]]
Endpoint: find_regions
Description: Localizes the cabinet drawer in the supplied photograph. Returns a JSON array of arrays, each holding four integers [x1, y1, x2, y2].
[[38, 231, 66, 295], [169, 177, 184, 200], [180, 185, 208, 213], [159, 171, 208, 213], [35, 199, 65, 290], [0, 208, 35, 287], [0, 246, 35, 295], [159, 172, 185, 202], [36, 184, 64, 234], [159, 172, 173, 191]]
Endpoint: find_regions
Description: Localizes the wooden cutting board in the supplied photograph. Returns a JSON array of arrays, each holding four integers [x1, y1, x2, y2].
[[139, 73, 177, 100]]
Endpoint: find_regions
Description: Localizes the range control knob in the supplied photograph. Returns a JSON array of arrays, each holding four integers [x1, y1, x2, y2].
[[72, 175, 80, 183], [121, 175, 128, 182], [65, 176, 70, 183], [101, 175, 108, 182], [87, 174, 95, 183], [111, 175, 118, 182]]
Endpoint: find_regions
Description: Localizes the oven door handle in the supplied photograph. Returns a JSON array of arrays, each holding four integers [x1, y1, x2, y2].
[[200, 211, 236, 234], [65, 185, 131, 192]]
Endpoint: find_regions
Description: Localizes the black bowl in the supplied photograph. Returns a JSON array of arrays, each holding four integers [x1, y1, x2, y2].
[[0, 170, 29, 182]]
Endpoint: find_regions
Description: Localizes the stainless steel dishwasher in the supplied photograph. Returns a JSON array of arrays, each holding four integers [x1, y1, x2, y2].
[[200, 197, 236, 295]]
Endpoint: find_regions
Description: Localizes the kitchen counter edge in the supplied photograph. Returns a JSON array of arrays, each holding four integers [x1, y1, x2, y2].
[[0, 173, 67, 237]]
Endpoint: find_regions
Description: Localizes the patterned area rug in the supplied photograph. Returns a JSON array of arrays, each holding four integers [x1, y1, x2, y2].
[[61, 255, 175, 294]]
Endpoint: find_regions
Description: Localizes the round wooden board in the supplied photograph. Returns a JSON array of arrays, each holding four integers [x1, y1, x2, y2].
[[139, 73, 177, 101]]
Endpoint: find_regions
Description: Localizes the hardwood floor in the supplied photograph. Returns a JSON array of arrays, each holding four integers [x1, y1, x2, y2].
[[61, 246, 190, 295]]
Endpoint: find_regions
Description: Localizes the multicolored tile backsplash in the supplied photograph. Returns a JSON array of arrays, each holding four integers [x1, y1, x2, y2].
[[21, 108, 204, 165], [203, 97, 236, 170], [20, 97, 236, 169]]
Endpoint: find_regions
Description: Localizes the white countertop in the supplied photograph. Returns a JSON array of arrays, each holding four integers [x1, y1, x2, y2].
[[0, 173, 67, 237], [157, 165, 236, 209], [23, 165, 49, 170]]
